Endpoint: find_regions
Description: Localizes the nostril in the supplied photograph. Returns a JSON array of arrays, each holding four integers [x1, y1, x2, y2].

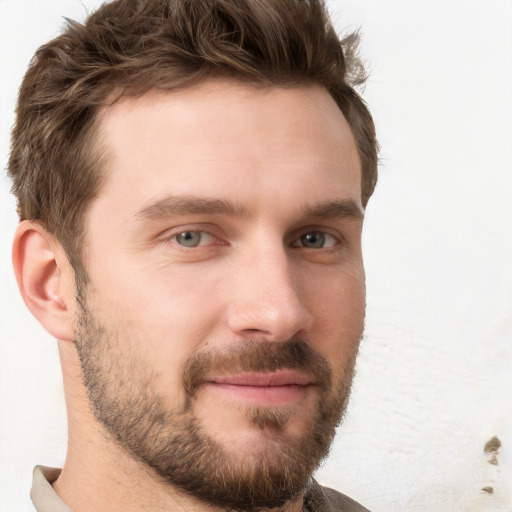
[[243, 328, 267, 335]]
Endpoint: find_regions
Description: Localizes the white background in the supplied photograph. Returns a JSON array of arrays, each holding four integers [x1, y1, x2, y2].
[[1, 1, 511, 511]]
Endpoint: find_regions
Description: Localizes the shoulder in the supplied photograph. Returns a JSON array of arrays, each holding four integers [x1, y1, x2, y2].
[[304, 479, 372, 512]]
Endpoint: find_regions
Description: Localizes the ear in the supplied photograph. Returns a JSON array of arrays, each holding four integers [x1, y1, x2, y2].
[[12, 221, 76, 341]]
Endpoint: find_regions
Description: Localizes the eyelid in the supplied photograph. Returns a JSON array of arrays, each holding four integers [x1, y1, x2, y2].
[[171, 231, 215, 247], [158, 225, 226, 247], [292, 233, 337, 249], [289, 227, 345, 248]]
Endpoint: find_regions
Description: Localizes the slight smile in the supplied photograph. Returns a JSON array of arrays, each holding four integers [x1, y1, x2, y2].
[[205, 370, 313, 405]]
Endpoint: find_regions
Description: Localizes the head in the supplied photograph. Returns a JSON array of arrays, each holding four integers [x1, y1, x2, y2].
[[9, 0, 378, 510]]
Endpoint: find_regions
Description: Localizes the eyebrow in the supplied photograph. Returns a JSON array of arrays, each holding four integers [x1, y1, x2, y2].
[[136, 195, 247, 220], [135, 195, 363, 222], [303, 199, 364, 221]]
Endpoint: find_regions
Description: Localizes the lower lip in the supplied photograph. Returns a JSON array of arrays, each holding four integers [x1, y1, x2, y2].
[[206, 383, 309, 405]]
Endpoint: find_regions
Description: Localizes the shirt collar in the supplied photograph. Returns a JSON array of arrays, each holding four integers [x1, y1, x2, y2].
[[31, 466, 72, 512]]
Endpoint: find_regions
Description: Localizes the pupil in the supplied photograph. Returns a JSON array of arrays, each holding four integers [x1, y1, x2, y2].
[[178, 231, 200, 247], [303, 232, 324, 248]]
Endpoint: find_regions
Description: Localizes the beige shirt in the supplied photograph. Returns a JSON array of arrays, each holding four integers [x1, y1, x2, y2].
[[31, 465, 371, 512], [31, 467, 71, 512]]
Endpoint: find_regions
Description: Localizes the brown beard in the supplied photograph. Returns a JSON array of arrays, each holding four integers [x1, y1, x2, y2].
[[75, 299, 357, 511]]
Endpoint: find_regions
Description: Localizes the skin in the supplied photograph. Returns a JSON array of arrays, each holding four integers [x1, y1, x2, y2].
[[13, 81, 365, 512]]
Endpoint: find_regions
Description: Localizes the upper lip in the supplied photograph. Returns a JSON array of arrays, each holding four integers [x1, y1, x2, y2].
[[207, 370, 312, 387]]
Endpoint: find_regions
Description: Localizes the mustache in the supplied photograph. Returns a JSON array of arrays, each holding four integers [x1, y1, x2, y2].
[[182, 340, 332, 398]]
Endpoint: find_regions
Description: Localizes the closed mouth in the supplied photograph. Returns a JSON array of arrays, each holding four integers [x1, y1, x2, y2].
[[203, 370, 313, 405]]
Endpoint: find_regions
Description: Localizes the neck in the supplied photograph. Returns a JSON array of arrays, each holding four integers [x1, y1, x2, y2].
[[55, 341, 305, 512]]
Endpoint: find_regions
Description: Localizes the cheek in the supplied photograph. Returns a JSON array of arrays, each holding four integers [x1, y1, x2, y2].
[[308, 264, 365, 330], [85, 265, 228, 400], [97, 259, 226, 335], [307, 268, 365, 367]]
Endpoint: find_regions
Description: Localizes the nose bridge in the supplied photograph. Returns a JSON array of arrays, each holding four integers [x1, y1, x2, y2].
[[227, 239, 313, 340]]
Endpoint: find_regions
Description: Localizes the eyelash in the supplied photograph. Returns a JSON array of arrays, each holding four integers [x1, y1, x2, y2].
[[291, 231, 339, 249], [161, 228, 343, 250], [168, 230, 220, 248]]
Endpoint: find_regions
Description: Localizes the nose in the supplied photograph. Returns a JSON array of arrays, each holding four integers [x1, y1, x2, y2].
[[226, 245, 313, 341]]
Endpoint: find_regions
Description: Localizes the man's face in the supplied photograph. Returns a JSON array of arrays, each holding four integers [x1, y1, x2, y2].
[[76, 81, 365, 509]]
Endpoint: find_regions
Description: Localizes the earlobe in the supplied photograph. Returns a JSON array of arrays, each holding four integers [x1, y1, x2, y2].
[[12, 221, 75, 341]]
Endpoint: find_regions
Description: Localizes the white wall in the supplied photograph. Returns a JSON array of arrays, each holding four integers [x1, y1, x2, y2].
[[1, 1, 511, 511]]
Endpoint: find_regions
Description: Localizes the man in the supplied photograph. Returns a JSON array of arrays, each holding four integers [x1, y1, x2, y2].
[[8, 0, 378, 510]]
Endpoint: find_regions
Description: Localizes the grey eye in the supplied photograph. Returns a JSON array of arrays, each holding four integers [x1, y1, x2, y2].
[[174, 231, 203, 247], [300, 232, 326, 248], [294, 231, 337, 249]]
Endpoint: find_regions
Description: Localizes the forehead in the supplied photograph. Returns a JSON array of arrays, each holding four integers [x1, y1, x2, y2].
[[91, 81, 362, 221]]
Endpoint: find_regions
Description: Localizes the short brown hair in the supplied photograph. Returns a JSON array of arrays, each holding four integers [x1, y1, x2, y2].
[[8, 0, 378, 269]]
